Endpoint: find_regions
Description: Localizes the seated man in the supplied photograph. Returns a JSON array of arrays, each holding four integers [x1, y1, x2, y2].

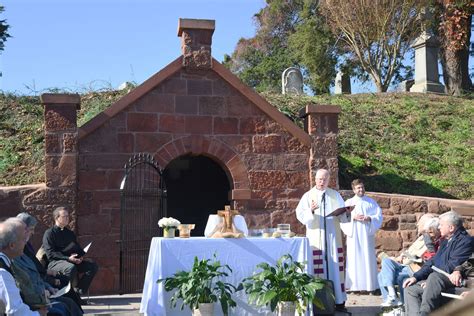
[[378, 214, 440, 306], [403, 211, 473, 316], [0, 218, 46, 315], [42, 207, 98, 298]]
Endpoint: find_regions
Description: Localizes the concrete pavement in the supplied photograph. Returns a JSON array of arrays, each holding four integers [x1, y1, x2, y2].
[[82, 292, 386, 315]]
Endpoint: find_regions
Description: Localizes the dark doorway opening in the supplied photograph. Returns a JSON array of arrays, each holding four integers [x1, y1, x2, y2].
[[163, 154, 231, 236]]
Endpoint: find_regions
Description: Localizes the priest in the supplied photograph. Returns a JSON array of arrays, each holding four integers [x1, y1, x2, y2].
[[295, 168, 349, 308], [341, 179, 383, 293]]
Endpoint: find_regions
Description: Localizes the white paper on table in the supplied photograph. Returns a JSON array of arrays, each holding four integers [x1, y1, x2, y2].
[[83, 242, 92, 253], [50, 282, 71, 298]]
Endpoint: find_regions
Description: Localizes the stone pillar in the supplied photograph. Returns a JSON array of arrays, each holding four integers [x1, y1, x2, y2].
[[410, 32, 445, 93], [41, 93, 80, 218], [299, 104, 341, 188], [177, 18, 215, 70], [334, 71, 351, 94]]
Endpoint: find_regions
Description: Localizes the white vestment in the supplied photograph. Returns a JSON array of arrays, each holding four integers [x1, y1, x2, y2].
[[341, 195, 383, 291], [296, 187, 348, 304]]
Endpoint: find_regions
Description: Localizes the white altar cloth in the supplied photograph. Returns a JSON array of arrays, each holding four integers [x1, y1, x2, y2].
[[140, 237, 312, 316]]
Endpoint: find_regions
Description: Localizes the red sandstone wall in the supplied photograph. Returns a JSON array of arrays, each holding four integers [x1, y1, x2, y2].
[[1, 182, 473, 294], [341, 191, 474, 256]]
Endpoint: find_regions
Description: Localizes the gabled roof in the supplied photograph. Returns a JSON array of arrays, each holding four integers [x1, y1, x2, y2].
[[79, 57, 311, 147]]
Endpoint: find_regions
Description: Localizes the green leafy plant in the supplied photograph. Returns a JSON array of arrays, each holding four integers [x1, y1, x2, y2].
[[241, 254, 328, 314], [157, 254, 241, 315]]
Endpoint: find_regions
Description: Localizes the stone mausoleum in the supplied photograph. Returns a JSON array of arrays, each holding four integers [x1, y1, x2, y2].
[[0, 19, 472, 294]]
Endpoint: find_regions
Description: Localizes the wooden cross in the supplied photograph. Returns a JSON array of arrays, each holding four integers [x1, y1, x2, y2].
[[210, 205, 244, 238], [217, 205, 240, 232]]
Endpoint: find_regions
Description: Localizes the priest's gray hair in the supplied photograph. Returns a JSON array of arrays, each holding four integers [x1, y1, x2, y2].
[[439, 211, 463, 228], [17, 212, 38, 228], [424, 217, 440, 232], [0, 218, 23, 250]]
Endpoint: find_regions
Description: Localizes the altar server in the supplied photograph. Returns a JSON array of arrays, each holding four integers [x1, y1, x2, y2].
[[341, 179, 383, 292], [296, 169, 349, 308]]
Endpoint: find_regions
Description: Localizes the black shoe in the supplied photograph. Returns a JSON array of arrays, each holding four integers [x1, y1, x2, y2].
[[335, 302, 348, 312]]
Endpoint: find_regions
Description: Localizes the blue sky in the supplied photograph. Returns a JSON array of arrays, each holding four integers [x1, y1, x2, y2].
[[1, 0, 267, 94]]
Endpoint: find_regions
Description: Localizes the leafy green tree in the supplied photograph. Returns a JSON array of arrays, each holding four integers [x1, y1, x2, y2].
[[0, 5, 10, 53], [288, 2, 338, 94], [224, 0, 338, 94]]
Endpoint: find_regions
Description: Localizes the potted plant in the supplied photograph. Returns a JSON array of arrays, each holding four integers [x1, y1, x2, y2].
[[157, 254, 240, 316], [158, 217, 181, 238], [241, 254, 328, 316]]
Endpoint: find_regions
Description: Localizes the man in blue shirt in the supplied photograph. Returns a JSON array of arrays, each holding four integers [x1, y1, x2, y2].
[[403, 211, 473, 316]]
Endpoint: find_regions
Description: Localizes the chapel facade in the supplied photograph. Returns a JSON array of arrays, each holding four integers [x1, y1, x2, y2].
[[37, 19, 340, 293]]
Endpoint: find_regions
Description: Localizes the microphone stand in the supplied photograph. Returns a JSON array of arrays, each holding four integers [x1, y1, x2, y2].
[[322, 192, 329, 281]]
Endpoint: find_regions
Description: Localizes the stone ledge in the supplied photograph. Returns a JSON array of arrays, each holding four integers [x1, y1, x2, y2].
[[299, 104, 341, 117], [177, 18, 215, 36], [41, 93, 81, 108]]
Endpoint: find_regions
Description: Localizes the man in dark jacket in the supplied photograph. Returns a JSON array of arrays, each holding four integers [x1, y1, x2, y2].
[[403, 211, 473, 316], [42, 207, 98, 298]]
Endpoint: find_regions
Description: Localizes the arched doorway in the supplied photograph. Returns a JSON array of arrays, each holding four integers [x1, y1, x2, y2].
[[163, 154, 231, 236]]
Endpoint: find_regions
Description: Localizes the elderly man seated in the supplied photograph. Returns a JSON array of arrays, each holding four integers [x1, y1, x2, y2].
[[403, 211, 473, 316], [14, 212, 83, 316], [0, 218, 47, 315], [377, 213, 441, 307]]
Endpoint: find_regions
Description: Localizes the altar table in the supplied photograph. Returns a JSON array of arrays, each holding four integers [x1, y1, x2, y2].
[[140, 237, 312, 316]]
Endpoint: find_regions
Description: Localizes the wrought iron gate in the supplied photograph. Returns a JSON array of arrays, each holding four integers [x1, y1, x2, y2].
[[119, 153, 166, 293]]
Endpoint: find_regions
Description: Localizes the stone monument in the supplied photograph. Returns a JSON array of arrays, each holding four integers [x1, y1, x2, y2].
[[410, 8, 445, 93], [282, 67, 304, 95], [334, 71, 351, 94], [409, 32, 445, 93]]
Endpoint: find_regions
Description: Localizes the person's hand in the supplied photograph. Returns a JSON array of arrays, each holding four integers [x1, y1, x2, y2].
[[38, 306, 48, 316], [48, 287, 58, 295], [354, 214, 371, 222], [68, 253, 83, 264], [403, 277, 417, 288], [47, 270, 58, 277], [311, 200, 319, 213], [420, 282, 427, 289], [449, 270, 463, 287]]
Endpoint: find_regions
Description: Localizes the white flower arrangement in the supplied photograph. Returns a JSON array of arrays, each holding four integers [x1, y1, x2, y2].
[[158, 217, 181, 230]]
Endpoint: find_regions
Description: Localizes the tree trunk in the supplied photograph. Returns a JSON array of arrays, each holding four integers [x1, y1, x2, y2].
[[371, 74, 386, 93], [439, 8, 472, 96]]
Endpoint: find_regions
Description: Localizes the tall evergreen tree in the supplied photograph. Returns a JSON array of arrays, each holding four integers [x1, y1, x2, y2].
[[224, 0, 337, 94]]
